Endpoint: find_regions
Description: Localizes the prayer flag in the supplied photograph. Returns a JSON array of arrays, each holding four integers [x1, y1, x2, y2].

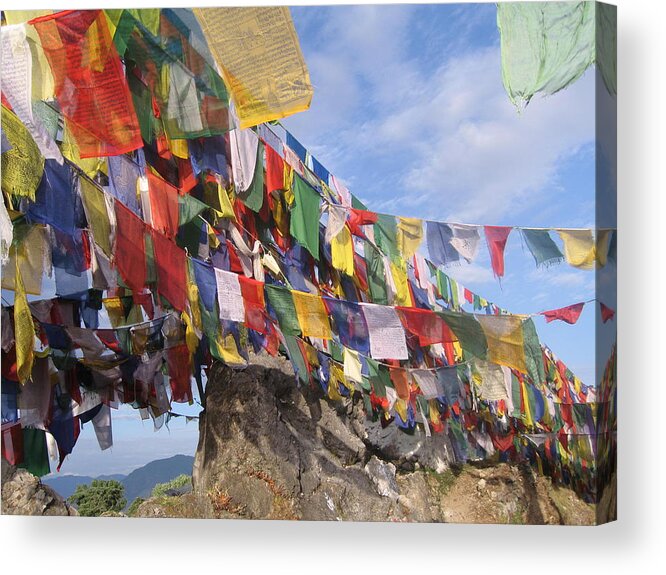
[[521, 228, 563, 267], [541, 302, 585, 324], [292, 290, 332, 340], [151, 229, 188, 312], [193, 7, 313, 128], [557, 229, 597, 270], [361, 303, 408, 360], [114, 201, 146, 293], [290, 173, 320, 260], [484, 226, 512, 279], [31, 10, 142, 157], [396, 217, 423, 259], [477, 314, 527, 375], [214, 268, 245, 323]]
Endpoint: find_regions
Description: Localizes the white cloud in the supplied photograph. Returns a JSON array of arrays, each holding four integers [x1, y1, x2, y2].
[[443, 263, 495, 285], [284, 5, 595, 225]]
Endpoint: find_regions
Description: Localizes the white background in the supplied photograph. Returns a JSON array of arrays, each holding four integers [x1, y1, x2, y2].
[[1, 0, 664, 572]]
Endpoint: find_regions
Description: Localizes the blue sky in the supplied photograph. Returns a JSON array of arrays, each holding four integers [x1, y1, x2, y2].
[[52, 3, 614, 477]]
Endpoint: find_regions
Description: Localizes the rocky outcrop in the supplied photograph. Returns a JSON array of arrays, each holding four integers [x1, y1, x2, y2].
[[189, 356, 595, 524], [1, 459, 77, 516]]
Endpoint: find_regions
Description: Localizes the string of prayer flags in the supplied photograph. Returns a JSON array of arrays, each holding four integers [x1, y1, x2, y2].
[[193, 7, 313, 129], [30, 10, 143, 158], [484, 225, 512, 279], [361, 303, 408, 360], [541, 302, 585, 324], [0, 7, 609, 490]]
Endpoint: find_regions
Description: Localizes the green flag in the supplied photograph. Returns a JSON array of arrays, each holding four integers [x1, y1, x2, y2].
[[290, 173, 320, 260], [265, 284, 301, 336]]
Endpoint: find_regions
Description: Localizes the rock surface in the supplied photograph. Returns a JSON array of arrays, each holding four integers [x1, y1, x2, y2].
[[179, 355, 595, 524], [1, 459, 77, 516]]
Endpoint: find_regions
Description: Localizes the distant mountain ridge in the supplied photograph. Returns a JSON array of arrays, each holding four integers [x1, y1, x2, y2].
[[43, 455, 194, 505]]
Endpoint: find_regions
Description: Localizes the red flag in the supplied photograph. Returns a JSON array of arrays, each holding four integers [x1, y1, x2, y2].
[[31, 10, 142, 158], [166, 344, 193, 403], [1, 422, 24, 466], [484, 226, 512, 279], [239, 275, 266, 334], [147, 171, 181, 239], [389, 367, 411, 401], [114, 201, 146, 293], [265, 143, 285, 194], [541, 302, 585, 324], [150, 229, 187, 312], [348, 208, 378, 237], [397, 307, 457, 347], [600, 302, 615, 323]]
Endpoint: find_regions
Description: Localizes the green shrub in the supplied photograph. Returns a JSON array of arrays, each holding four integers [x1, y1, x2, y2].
[[127, 497, 145, 516], [151, 474, 191, 498], [68, 479, 126, 517]]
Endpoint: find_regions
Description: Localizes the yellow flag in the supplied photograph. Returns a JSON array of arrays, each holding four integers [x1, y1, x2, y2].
[[214, 332, 247, 366], [216, 182, 237, 220], [80, 178, 114, 257], [103, 297, 125, 328], [193, 7, 313, 129], [331, 225, 354, 277], [396, 217, 423, 259], [292, 290, 332, 340], [168, 137, 190, 160], [596, 229, 612, 267], [390, 259, 413, 307], [14, 255, 35, 383], [557, 229, 596, 270], [328, 362, 345, 401], [394, 398, 408, 423], [477, 314, 527, 375], [1, 107, 44, 201], [520, 380, 534, 428], [62, 123, 104, 177], [1, 225, 48, 295]]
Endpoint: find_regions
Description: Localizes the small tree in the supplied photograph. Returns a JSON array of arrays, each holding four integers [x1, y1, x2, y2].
[[68, 479, 126, 517]]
